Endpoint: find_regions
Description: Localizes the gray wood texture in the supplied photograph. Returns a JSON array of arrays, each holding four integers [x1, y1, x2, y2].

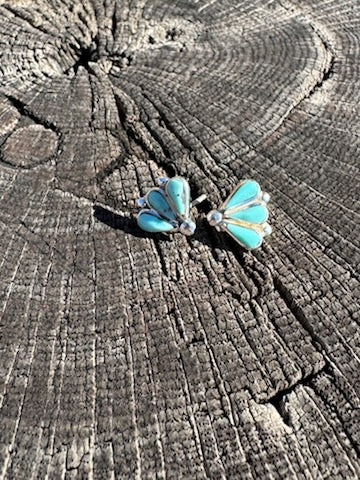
[[0, 1, 359, 478]]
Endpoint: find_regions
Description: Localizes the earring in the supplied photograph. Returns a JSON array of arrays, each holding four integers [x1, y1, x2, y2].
[[207, 179, 272, 250], [137, 176, 206, 236]]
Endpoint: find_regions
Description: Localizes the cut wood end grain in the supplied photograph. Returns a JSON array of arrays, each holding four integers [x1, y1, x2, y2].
[[0, 1, 359, 479]]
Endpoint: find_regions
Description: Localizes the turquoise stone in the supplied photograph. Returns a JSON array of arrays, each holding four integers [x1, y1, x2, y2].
[[226, 223, 262, 249], [229, 204, 268, 224], [146, 189, 176, 221], [225, 180, 260, 209], [166, 177, 190, 217], [137, 211, 174, 233]]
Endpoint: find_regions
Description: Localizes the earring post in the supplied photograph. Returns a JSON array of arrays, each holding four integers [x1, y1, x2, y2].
[[191, 194, 207, 208]]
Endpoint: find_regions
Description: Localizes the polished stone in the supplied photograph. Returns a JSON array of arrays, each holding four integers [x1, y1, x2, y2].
[[166, 177, 190, 217], [225, 180, 260, 209], [229, 203, 268, 224], [226, 223, 262, 249], [147, 189, 176, 221], [137, 211, 174, 233]]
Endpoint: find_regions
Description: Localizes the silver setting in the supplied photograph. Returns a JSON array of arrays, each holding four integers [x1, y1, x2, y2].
[[138, 176, 205, 236], [207, 179, 272, 250], [156, 177, 169, 186]]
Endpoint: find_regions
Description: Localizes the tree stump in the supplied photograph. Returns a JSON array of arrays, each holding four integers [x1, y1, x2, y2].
[[0, 1, 359, 478]]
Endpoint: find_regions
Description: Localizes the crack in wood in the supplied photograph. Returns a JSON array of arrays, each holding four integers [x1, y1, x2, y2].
[[262, 364, 330, 427], [4, 95, 59, 134], [253, 17, 336, 149], [307, 23, 336, 96], [71, 37, 100, 74], [274, 276, 328, 354]]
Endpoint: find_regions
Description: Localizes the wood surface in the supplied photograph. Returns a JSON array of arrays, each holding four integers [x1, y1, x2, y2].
[[0, 0, 359, 478]]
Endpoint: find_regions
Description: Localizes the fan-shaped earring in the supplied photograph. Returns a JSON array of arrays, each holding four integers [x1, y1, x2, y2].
[[207, 179, 272, 250], [137, 176, 206, 236]]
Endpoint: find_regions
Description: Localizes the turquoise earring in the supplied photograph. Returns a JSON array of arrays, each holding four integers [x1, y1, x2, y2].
[[207, 179, 272, 250], [137, 176, 206, 236]]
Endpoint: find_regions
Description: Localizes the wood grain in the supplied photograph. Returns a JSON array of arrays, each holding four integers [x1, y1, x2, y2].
[[0, 1, 359, 478]]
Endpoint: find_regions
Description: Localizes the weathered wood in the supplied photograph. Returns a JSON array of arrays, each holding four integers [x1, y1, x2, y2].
[[0, 0, 359, 478]]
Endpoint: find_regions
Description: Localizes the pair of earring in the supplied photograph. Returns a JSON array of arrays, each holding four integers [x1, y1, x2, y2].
[[137, 176, 272, 250]]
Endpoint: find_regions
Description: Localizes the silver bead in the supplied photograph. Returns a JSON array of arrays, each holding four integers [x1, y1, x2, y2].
[[156, 177, 168, 186], [207, 210, 223, 226], [264, 223, 272, 235], [179, 219, 196, 236], [262, 192, 270, 203]]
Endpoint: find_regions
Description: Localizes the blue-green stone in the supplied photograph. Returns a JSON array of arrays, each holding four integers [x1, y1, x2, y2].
[[225, 180, 260, 209], [166, 177, 190, 217], [147, 190, 176, 221], [137, 211, 174, 233], [229, 204, 268, 224], [226, 223, 262, 249]]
